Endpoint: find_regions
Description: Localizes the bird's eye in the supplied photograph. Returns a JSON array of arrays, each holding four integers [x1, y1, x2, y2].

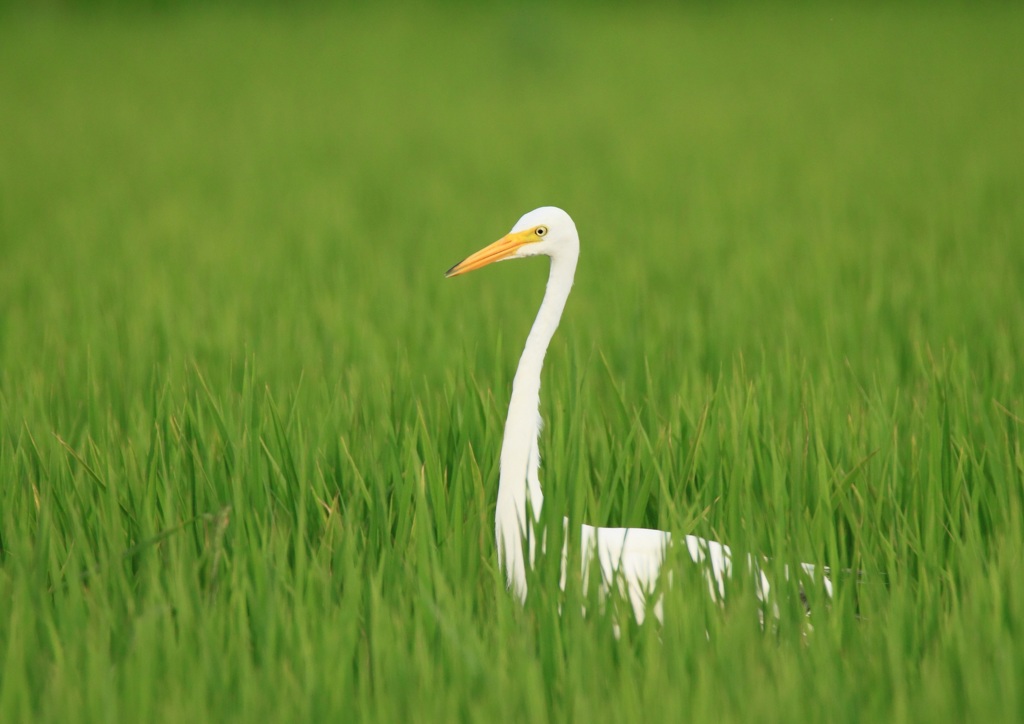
[[536, 226, 548, 237]]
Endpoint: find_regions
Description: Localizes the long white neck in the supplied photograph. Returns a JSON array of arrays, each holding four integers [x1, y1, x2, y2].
[[495, 251, 578, 600]]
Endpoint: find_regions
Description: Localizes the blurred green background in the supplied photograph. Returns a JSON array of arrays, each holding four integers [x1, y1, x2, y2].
[[1, 2, 1023, 722]]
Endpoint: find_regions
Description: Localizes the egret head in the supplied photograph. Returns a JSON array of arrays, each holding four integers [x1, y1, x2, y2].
[[445, 207, 578, 278]]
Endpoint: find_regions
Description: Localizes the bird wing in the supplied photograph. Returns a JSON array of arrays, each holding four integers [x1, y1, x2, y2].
[[577, 524, 783, 624]]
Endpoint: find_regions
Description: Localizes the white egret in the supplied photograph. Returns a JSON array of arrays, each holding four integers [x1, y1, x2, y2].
[[447, 207, 831, 624]]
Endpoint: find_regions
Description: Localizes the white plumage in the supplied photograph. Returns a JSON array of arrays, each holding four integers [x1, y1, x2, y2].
[[447, 207, 830, 623]]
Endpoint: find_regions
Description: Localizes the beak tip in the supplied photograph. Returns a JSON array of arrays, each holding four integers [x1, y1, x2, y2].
[[446, 231, 522, 279]]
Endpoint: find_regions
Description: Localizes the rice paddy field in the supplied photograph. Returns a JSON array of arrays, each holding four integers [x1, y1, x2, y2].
[[1, 2, 1023, 721]]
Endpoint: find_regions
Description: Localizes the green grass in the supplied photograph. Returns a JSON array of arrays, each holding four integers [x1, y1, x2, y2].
[[1, 3, 1023, 721]]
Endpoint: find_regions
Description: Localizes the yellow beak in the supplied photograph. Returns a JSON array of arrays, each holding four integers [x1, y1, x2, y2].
[[445, 230, 535, 278]]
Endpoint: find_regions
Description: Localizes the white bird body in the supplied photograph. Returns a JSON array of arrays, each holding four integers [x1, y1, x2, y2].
[[448, 207, 829, 624]]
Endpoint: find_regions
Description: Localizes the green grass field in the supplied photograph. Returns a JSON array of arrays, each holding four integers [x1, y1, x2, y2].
[[2, 3, 1023, 721]]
